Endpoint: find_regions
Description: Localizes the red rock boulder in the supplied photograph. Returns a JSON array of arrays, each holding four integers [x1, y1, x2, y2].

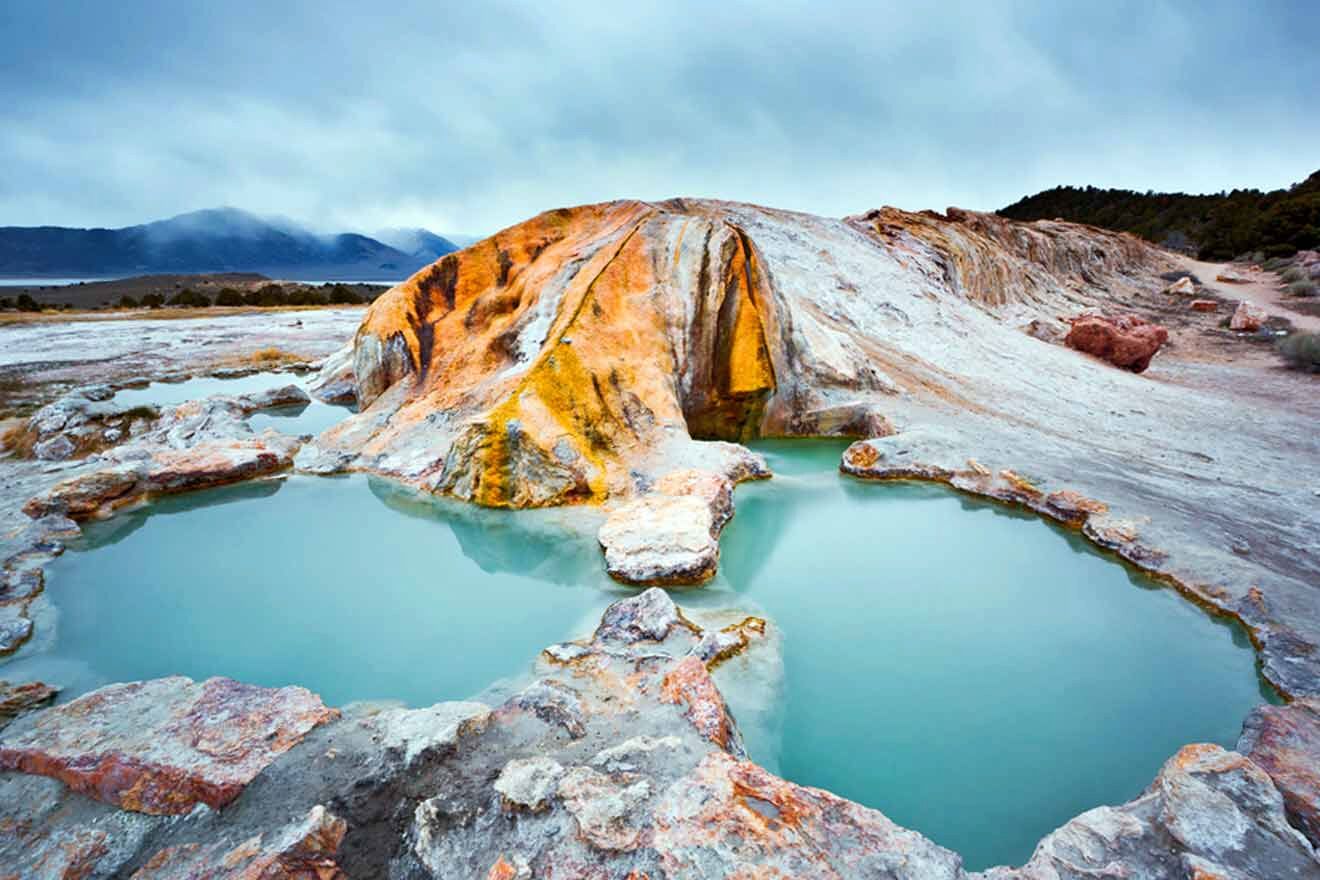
[[0, 676, 338, 814], [1190, 299, 1218, 312], [1064, 314, 1169, 373]]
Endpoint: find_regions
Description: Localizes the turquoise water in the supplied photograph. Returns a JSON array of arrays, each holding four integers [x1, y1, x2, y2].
[[720, 441, 1269, 869], [6, 476, 623, 705], [112, 372, 352, 436], [0, 442, 1268, 870]]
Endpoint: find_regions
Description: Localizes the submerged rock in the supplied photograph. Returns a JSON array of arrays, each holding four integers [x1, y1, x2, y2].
[[1064, 313, 1169, 372], [0, 676, 338, 814]]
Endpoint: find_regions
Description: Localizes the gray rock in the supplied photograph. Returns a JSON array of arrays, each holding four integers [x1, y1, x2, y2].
[[33, 434, 77, 461], [598, 495, 720, 585], [980, 745, 1319, 879], [592, 587, 692, 645], [0, 605, 34, 655], [494, 756, 564, 811]]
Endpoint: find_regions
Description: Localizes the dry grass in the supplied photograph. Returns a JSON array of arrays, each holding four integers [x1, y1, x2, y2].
[[0, 417, 34, 457], [250, 347, 288, 363], [210, 347, 313, 370]]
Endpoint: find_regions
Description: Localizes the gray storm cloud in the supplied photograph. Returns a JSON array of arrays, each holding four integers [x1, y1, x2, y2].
[[1, 0, 1316, 236]]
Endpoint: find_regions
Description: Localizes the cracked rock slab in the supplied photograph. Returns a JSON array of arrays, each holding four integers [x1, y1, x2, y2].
[[0, 676, 338, 814], [598, 494, 721, 585]]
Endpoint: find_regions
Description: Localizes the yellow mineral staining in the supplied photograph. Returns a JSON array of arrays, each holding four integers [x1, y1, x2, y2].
[[721, 241, 776, 398], [685, 228, 778, 441]]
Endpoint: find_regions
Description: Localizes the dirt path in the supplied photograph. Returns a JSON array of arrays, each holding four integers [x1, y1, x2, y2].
[[1179, 256, 1320, 332]]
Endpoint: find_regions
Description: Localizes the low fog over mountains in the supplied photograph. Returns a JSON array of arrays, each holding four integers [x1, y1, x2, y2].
[[0, 208, 462, 280]]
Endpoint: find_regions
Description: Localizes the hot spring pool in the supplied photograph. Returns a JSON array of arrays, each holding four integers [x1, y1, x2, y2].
[[112, 370, 353, 436], [1, 442, 1269, 869]]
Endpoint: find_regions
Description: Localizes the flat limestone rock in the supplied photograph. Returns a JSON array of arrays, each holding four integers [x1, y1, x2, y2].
[[0, 772, 160, 879], [23, 436, 300, 521], [598, 494, 720, 585], [0, 676, 338, 814]]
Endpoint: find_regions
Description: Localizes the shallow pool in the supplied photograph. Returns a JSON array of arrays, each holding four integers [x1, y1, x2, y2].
[[719, 441, 1269, 869], [0, 442, 1268, 870], [112, 371, 352, 436], [6, 476, 625, 706]]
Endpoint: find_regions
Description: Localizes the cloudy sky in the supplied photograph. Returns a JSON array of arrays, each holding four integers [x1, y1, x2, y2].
[[2, 0, 1316, 237]]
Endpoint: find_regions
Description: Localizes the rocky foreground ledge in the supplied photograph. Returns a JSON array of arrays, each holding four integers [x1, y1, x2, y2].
[[0, 589, 1317, 878]]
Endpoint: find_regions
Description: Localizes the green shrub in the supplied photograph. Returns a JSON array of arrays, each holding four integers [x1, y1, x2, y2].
[[118, 295, 140, 308], [328, 284, 363, 304], [1282, 266, 1309, 283], [1263, 256, 1295, 272], [1288, 280, 1318, 298], [1278, 332, 1320, 372], [167, 288, 211, 307], [16, 294, 40, 311], [286, 287, 328, 306], [0, 297, 13, 310], [141, 293, 165, 308], [245, 284, 287, 307], [214, 287, 244, 307]]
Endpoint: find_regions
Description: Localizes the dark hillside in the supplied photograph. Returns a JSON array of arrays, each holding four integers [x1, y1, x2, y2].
[[999, 170, 1320, 260]]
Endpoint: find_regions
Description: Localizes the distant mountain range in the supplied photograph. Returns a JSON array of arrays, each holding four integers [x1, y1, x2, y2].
[[0, 208, 465, 280]]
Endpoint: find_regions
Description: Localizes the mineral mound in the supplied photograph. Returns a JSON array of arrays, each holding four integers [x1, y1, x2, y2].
[[301, 199, 1171, 508]]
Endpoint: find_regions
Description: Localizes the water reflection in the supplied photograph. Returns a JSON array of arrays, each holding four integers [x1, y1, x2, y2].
[[6, 475, 615, 708]]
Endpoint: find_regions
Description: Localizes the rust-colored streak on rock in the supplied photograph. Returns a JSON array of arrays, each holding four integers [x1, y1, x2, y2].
[[0, 677, 338, 815], [1239, 699, 1320, 847], [660, 655, 737, 751], [131, 805, 348, 879], [308, 197, 1178, 525]]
